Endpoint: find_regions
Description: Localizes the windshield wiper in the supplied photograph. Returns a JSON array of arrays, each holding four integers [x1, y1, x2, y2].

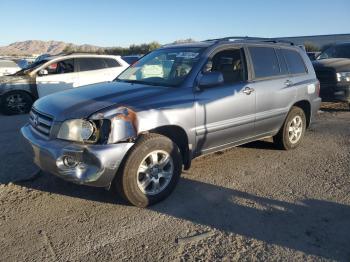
[[116, 79, 164, 86]]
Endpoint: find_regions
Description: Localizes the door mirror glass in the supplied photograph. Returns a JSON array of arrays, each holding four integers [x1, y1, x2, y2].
[[198, 71, 224, 89], [38, 69, 48, 76]]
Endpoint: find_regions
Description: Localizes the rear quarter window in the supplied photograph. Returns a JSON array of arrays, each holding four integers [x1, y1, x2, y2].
[[104, 58, 120, 68], [282, 49, 307, 75], [78, 58, 107, 72], [248, 47, 280, 78]]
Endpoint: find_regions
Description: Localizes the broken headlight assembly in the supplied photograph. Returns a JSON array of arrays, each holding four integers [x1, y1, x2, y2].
[[57, 119, 100, 143], [89, 106, 138, 144]]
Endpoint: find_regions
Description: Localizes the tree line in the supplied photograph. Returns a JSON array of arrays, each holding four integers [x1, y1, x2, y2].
[[62, 39, 196, 55], [63, 42, 162, 55], [63, 40, 323, 56]]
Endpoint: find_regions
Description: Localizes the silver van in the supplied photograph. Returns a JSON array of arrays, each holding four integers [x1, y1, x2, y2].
[[21, 38, 321, 207]]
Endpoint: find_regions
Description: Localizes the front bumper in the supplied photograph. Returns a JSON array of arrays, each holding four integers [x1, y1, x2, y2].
[[320, 82, 350, 102], [333, 83, 350, 102], [21, 124, 134, 187]]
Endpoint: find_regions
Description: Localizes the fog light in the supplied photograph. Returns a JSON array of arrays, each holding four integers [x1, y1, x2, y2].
[[63, 156, 79, 168]]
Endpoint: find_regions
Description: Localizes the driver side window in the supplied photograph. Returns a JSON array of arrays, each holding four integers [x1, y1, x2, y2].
[[44, 59, 75, 75], [203, 49, 246, 84]]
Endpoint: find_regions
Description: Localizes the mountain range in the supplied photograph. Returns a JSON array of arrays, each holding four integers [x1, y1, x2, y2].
[[0, 40, 103, 56]]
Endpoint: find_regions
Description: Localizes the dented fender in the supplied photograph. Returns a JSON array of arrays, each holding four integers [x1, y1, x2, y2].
[[90, 105, 195, 148], [91, 106, 138, 144]]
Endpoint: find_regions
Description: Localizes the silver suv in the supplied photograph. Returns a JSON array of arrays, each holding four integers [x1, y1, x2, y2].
[[21, 37, 321, 207]]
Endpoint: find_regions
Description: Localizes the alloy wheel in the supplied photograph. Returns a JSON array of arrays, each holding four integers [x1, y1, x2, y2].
[[6, 94, 27, 113], [136, 150, 174, 195], [288, 115, 303, 144]]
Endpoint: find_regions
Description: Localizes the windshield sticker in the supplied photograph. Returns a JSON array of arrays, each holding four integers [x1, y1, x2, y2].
[[176, 52, 199, 59]]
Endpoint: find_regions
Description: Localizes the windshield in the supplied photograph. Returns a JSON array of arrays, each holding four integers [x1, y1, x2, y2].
[[117, 48, 203, 87], [13, 59, 49, 76], [317, 44, 350, 60]]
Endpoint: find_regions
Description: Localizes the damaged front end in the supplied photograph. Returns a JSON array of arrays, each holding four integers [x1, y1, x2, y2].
[[21, 106, 140, 188], [90, 106, 139, 144]]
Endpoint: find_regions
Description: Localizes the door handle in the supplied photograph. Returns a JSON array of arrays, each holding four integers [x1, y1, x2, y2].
[[284, 80, 293, 87], [242, 87, 254, 95]]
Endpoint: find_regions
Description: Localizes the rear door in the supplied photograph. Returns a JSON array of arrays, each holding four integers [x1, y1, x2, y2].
[[76, 57, 116, 87], [246, 45, 296, 136], [36, 59, 77, 97], [281, 48, 310, 97], [103, 57, 126, 79]]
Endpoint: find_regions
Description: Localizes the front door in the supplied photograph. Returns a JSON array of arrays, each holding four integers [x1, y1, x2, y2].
[[195, 48, 256, 154], [36, 59, 77, 97]]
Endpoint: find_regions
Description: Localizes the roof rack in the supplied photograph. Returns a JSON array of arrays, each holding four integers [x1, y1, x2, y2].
[[58, 52, 104, 56], [204, 36, 295, 46]]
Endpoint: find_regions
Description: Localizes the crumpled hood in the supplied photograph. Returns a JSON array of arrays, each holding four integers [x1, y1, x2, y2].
[[313, 58, 350, 72], [0, 75, 30, 85], [33, 81, 188, 121]]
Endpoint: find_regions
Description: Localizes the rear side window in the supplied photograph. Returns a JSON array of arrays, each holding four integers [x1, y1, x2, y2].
[[275, 49, 289, 75], [78, 58, 107, 72], [248, 47, 280, 78], [282, 49, 307, 75], [104, 58, 120, 68]]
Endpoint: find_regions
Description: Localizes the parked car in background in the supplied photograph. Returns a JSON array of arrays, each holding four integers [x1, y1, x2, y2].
[[121, 55, 143, 65], [307, 52, 321, 61], [0, 54, 129, 114], [16, 59, 30, 69], [21, 37, 321, 207], [0, 59, 20, 76], [16, 58, 35, 69], [313, 42, 350, 105]]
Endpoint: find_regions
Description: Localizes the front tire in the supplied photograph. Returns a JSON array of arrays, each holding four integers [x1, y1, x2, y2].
[[1, 91, 33, 115], [114, 134, 183, 207], [273, 106, 306, 150]]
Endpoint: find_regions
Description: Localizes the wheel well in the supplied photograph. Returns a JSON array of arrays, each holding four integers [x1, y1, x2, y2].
[[293, 100, 311, 128], [150, 125, 191, 170]]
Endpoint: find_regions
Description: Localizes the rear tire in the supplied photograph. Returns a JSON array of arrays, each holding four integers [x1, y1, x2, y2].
[[1, 91, 33, 115], [273, 106, 306, 150], [113, 133, 182, 207]]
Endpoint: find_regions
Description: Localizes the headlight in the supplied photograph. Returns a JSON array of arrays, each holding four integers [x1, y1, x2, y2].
[[336, 72, 350, 82], [90, 106, 138, 144], [57, 119, 99, 143]]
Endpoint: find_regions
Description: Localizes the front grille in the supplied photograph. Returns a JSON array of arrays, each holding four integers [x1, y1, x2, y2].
[[315, 68, 336, 86], [29, 108, 54, 137]]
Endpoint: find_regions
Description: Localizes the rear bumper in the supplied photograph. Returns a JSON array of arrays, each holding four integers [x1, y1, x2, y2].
[[21, 124, 134, 187]]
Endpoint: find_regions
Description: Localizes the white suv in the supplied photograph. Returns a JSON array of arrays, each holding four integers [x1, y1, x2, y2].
[[0, 54, 129, 114]]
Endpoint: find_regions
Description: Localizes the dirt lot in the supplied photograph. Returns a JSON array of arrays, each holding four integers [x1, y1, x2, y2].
[[0, 103, 349, 262]]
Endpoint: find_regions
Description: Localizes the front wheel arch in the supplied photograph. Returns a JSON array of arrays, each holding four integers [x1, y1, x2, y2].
[[149, 125, 191, 170]]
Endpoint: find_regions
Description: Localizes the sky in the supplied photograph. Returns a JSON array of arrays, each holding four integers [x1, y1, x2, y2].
[[0, 0, 349, 47]]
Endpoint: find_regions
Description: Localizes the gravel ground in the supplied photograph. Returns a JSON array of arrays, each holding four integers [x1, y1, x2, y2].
[[0, 103, 349, 261]]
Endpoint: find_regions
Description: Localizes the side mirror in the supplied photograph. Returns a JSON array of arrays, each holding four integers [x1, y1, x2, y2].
[[38, 69, 48, 76], [198, 72, 224, 89]]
